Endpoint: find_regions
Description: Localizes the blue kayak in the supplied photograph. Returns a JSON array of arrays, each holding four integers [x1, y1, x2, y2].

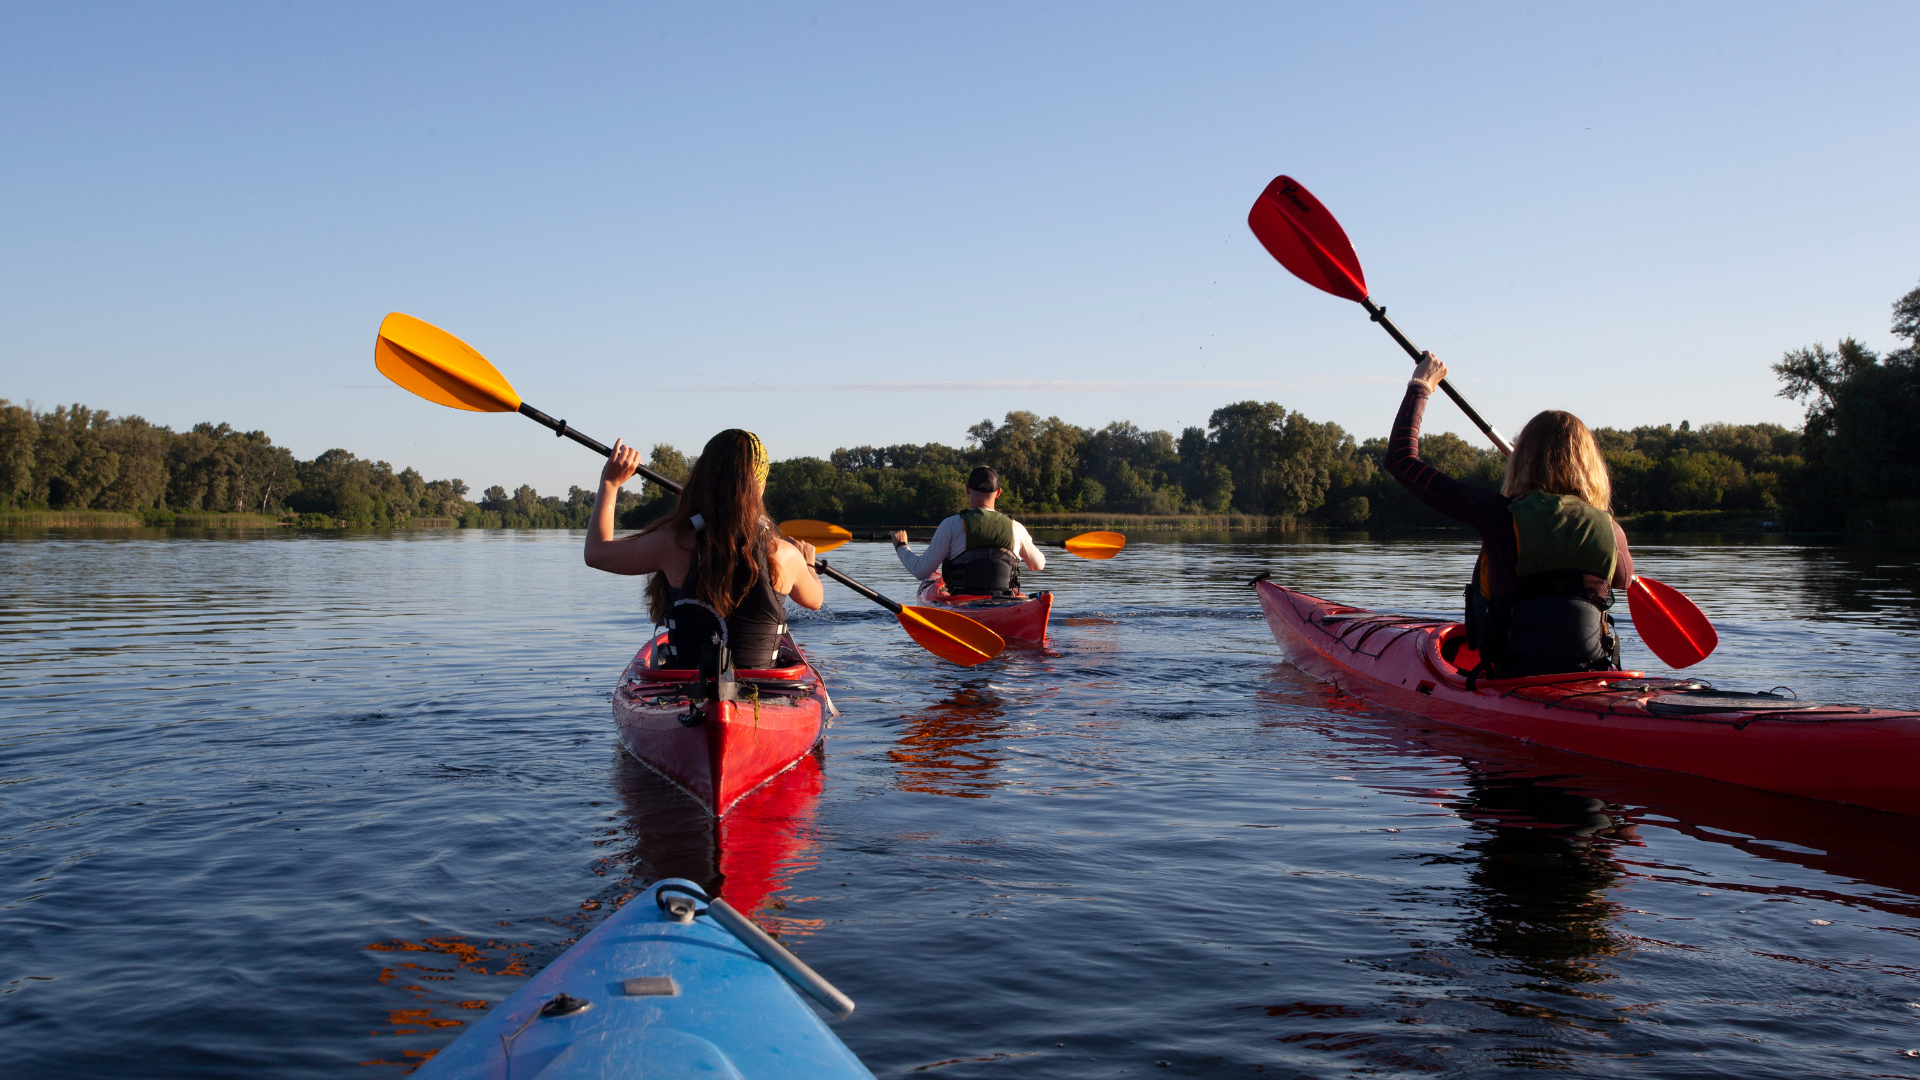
[[414, 880, 873, 1079]]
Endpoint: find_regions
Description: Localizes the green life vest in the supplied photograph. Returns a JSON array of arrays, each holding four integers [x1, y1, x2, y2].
[[1462, 489, 1620, 682], [943, 508, 1022, 595], [1508, 489, 1617, 582], [959, 508, 1015, 552]]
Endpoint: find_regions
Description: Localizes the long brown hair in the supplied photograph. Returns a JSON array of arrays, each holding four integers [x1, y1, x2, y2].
[[643, 429, 774, 623], [1501, 410, 1612, 512]]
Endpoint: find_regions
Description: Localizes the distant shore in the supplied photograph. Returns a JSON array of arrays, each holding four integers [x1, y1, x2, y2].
[[0, 506, 1845, 536]]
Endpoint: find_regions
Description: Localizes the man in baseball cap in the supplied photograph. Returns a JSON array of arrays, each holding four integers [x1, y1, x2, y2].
[[891, 465, 1045, 596]]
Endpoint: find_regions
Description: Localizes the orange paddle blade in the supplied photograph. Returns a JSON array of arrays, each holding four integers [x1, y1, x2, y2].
[[897, 606, 1004, 666], [1628, 575, 1718, 669], [778, 519, 854, 553], [1062, 531, 1126, 559], [375, 313, 523, 412]]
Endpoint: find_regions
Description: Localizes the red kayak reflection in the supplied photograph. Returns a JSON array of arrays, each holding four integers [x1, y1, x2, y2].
[[611, 746, 824, 924], [890, 685, 1011, 799], [1263, 669, 1920, 918]]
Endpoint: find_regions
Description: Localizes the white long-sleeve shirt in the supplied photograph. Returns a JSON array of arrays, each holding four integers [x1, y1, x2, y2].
[[894, 513, 1046, 580]]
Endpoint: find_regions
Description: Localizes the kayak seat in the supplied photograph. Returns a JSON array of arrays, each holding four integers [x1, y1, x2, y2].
[[1422, 621, 1640, 688], [640, 633, 808, 681], [1437, 626, 1481, 674], [949, 592, 1038, 607]]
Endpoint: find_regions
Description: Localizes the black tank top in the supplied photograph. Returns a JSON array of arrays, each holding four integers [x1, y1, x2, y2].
[[661, 532, 787, 669]]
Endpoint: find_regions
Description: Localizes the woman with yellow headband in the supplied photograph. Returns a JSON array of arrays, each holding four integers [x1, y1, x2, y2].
[[584, 429, 822, 668]]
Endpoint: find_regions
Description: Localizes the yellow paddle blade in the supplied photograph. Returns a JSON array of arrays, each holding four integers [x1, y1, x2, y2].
[[778, 519, 854, 553], [1063, 531, 1126, 559], [897, 606, 1004, 667], [374, 312, 523, 413]]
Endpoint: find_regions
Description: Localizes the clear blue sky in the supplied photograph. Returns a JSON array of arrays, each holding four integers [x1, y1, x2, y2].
[[4, 3, 1916, 497]]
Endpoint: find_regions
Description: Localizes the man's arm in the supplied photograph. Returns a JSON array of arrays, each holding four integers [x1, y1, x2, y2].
[[1011, 522, 1046, 571], [895, 517, 962, 579]]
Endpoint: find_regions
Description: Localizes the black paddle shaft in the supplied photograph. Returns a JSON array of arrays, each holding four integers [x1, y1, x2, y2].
[[519, 408, 917, 614], [516, 403, 685, 491], [813, 559, 902, 613], [1359, 297, 1513, 457]]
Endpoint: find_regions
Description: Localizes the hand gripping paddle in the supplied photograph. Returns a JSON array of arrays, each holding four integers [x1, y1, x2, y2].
[[1247, 176, 1514, 457], [374, 314, 1005, 667]]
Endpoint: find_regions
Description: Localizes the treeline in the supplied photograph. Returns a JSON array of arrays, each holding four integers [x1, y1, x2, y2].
[[745, 280, 1920, 531], [8, 279, 1912, 532], [0, 399, 1815, 532], [0, 401, 638, 527], [735, 409, 1801, 530]]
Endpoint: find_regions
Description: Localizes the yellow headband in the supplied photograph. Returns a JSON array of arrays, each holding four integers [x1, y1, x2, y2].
[[745, 430, 769, 486]]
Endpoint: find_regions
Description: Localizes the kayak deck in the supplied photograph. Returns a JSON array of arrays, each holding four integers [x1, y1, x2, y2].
[[613, 633, 832, 817], [916, 573, 1053, 648], [411, 880, 872, 1080], [1254, 578, 1920, 817]]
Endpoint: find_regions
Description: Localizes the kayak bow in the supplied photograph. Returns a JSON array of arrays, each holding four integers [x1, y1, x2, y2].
[[613, 632, 836, 817], [411, 879, 872, 1079]]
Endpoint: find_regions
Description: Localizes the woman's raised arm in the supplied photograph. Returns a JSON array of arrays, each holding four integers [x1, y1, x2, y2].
[[584, 439, 660, 575]]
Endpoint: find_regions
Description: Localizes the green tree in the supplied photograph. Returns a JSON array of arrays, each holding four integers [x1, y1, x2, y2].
[[1776, 333, 1920, 510], [1080, 421, 1182, 512], [32, 405, 122, 509], [0, 401, 41, 510], [95, 415, 173, 511], [765, 457, 844, 522], [1660, 450, 1747, 510], [966, 411, 1087, 513], [1603, 450, 1657, 514], [830, 443, 969, 472], [1204, 401, 1287, 512]]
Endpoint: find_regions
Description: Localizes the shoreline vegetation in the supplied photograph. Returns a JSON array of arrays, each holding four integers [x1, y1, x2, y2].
[[5, 281, 1915, 536], [0, 505, 1858, 538], [0, 505, 1854, 537]]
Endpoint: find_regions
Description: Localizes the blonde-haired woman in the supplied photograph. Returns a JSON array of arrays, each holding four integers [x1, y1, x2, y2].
[[1385, 353, 1633, 679]]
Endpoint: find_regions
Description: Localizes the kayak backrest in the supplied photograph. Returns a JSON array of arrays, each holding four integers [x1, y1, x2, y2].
[[639, 633, 809, 682]]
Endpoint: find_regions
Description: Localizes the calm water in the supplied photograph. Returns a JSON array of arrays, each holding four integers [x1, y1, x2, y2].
[[3, 529, 1919, 1078]]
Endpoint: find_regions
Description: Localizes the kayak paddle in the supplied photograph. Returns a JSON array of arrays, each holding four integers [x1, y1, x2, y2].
[[1627, 575, 1718, 668], [1051, 531, 1125, 559], [779, 520, 1126, 560], [810, 558, 1004, 664], [779, 520, 856, 552], [374, 313, 1006, 667], [1246, 179, 1720, 669], [1246, 176, 1515, 457]]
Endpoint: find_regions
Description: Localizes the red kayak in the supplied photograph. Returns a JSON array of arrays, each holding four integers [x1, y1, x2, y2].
[[612, 632, 835, 817], [1254, 577, 1920, 818], [917, 572, 1053, 648]]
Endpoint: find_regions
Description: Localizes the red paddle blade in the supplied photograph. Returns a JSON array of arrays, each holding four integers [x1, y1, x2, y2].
[[1246, 175, 1368, 303], [1628, 576, 1719, 669]]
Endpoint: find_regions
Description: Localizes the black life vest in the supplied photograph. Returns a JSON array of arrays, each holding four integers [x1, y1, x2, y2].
[[940, 508, 1023, 595], [660, 532, 787, 669], [1464, 490, 1620, 682]]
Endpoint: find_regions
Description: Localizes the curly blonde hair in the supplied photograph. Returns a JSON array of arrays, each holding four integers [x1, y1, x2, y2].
[[1501, 410, 1612, 512]]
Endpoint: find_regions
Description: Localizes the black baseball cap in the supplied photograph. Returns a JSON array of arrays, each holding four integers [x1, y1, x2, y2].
[[967, 466, 1001, 493]]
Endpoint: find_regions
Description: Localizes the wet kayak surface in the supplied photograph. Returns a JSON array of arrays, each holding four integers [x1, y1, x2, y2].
[[3, 528, 1919, 1078]]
